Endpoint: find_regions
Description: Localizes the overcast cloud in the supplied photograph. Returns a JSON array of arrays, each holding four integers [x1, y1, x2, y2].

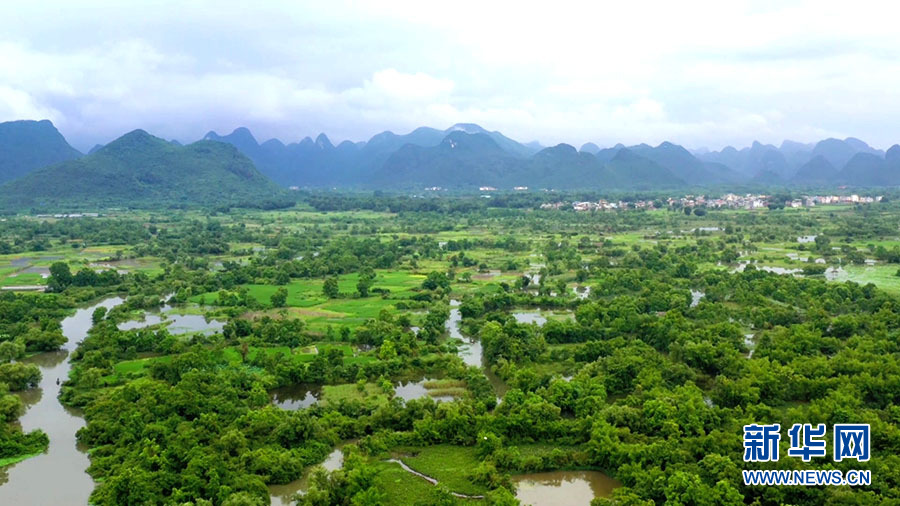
[[2, 0, 899, 151]]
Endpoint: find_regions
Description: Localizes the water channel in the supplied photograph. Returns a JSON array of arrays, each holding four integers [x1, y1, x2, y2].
[[269, 446, 345, 506], [0, 296, 125, 505]]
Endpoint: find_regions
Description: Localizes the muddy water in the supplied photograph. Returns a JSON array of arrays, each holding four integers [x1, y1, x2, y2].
[[512, 470, 621, 505], [0, 296, 125, 504], [269, 446, 345, 505]]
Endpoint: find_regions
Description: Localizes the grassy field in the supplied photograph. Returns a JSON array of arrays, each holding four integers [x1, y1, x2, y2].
[[372, 460, 479, 505], [0, 452, 42, 468], [393, 445, 488, 496], [831, 264, 900, 293], [321, 383, 391, 405], [191, 270, 428, 332]]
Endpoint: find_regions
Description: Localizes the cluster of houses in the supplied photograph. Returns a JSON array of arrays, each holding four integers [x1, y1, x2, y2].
[[686, 194, 768, 209], [796, 194, 881, 206], [545, 200, 657, 211], [541, 193, 883, 212], [478, 186, 529, 191], [34, 213, 100, 218]]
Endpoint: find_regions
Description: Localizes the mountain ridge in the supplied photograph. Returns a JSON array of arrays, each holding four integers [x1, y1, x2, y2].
[[0, 129, 286, 210], [4, 118, 900, 192], [0, 119, 82, 184]]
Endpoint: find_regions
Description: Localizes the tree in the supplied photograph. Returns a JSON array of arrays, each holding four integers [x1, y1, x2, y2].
[[356, 270, 375, 297], [0, 362, 42, 391], [323, 277, 339, 299], [0, 339, 26, 363], [422, 271, 450, 291], [92, 307, 108, 325], [270, 287, 288, 308], [48, 262, 72, 291]]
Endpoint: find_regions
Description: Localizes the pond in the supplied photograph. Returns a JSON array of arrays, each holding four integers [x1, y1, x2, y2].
[[744, 333, 757, 359], [825, 266, 846, 281], [797, 235, 818, 243], [512, 310, 574, 326], [8, 255, 63, 268], [512, 311, 547, 325], [271, 376, 461, 410], [690, 290, 705, 308], [118, 304, 225, 335], [512, 470, 621, 505], [393, 377, 458, 402], [0, 296, 125, 504], [271, 384, 322, 410], [732, 263, 803, 275]]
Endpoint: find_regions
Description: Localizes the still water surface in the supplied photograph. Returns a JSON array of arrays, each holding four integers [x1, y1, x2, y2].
[[0, 296, 125, 505], [513, 470, 621, 505], [268, 446, 345, 506]]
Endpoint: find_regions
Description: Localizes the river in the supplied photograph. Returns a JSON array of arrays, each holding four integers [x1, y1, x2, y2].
[[447, 300, 508, 397], [0, 296, 125, 505]]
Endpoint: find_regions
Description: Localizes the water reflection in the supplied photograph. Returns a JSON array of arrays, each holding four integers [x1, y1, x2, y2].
[[393, 377, 458, 403], [512, 470, 621, 506], [690, 290, 705, 308], [269, 446, 346, 505], [0, 296, 125, 504], [448, 300, 507, 398], [572, 285, 591, 300], [118, 305, 224, 335], [825, 266, 846, 281], [512, 312, 547, 325], [271, 384, 322, 410]]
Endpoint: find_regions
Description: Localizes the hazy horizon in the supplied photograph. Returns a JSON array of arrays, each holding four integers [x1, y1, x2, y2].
[[3, 1, 900, 151]]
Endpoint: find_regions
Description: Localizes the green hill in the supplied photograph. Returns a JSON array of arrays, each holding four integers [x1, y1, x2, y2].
[[0, 129, 288, 210], [374, 131, 522, 188], [0, 120, 82, 183]]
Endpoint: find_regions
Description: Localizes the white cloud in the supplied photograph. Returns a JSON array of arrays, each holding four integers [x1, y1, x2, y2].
[[2, 1, 900, 150], [0, 86, 59, 121], [367, 69, 454, 100]]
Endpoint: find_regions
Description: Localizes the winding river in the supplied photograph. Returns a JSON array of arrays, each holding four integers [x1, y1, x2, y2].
[[0, 296, 125, 505]]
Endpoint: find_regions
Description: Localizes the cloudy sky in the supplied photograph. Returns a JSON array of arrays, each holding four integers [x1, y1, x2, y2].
[[2, 0, 899, 151]]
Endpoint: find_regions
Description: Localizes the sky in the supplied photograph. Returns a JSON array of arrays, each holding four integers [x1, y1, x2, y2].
[[2, 0, 899, 152]]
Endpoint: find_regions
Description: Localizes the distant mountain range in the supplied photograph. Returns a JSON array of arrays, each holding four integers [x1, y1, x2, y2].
[[203, 124, 900, 189], [0, 129, 285, 209], [1, 119, 900, 207], [0, 120, 82, 184], [201, 122, 541, 187]]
